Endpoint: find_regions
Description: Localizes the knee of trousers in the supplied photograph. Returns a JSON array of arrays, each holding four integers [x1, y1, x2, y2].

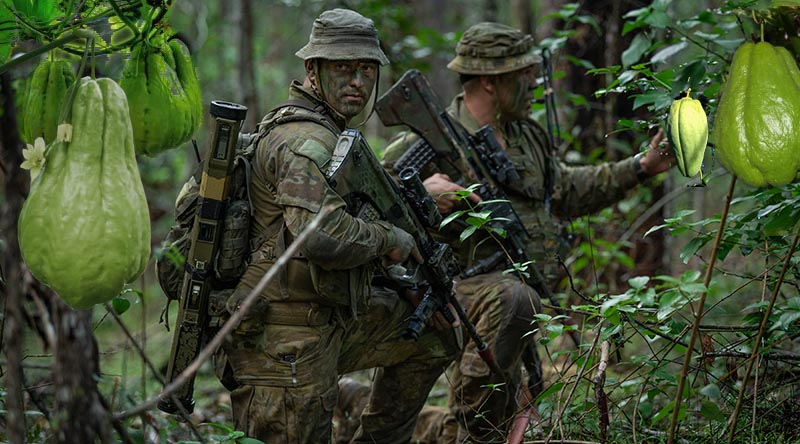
[[486, 279, 543, 371]]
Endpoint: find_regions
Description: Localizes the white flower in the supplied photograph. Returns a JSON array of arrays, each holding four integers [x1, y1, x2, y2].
[[56, 123, 73, 142], [20, 137, 46, 181]]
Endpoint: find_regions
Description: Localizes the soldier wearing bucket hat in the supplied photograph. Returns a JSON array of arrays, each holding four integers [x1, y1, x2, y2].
[[219, 8, 460, 443], [380, 22, 676, 442]]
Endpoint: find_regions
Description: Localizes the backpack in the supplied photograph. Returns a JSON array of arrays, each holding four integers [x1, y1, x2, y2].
[[155, 99, 340, 308]]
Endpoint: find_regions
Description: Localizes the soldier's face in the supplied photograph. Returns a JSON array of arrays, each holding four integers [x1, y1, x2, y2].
[[494, 65, 538, 121], [317, 59, 379, 118]]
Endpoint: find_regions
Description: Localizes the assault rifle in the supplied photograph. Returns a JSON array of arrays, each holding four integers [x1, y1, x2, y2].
[[158, 101, 248, 414], [375, 70, 577, 345], [325, 129, 499, 373]]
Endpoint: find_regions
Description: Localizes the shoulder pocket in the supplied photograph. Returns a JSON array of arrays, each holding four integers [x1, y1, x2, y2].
[[290, 138, 331, 170]]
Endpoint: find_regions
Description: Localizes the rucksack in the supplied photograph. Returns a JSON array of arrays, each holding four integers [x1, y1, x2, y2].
[[155, 99, 340, 309]]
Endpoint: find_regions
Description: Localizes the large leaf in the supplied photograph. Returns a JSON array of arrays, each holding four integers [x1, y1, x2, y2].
[[0, 2, 14, 63], [622, 34, 651, 68], [11, 0, 61, 25]]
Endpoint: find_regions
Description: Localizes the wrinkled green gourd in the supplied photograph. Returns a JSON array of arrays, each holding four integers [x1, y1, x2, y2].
[[20, 59, 75, 144], [713, 41, 800, 187], [18, 77, 151, 310], [120, 39, 203, 156], [667, 90, 708, 178]]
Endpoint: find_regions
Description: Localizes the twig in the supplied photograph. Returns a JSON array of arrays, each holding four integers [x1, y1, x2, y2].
[[593, 341, 610, 444], [725, 229, 800, 444], [0, 29, 96, 75], [667, 174, 737, 444], [114, 206, 331, 421], [704, 350, 800, 363]]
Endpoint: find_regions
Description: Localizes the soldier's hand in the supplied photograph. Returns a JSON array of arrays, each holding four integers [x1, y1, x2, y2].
[[639, 129, 674, 176], [423, 173, 482, 214], [404, 290, 461, 331], [432, 302, 461, 331], [384, 226, 422, 266]]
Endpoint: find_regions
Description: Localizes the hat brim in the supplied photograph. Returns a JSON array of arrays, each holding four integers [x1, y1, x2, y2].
[[447, 51, 542, 75], [295, 43, 389, 65]]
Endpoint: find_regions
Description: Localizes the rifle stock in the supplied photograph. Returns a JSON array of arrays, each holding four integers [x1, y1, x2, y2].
[[158, 101, 248, 415]]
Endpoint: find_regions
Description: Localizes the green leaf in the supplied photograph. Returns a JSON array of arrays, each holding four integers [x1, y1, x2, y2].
[[622, 34, 651, 68], [643, 223, 668, 237], [680, 269, 702, 283], [699, 383, 721, 398], [111, 297, 131, 315], [652, 401, 684, 426], [11, 0, 59, 25], [459, 225, 477, 242], [628, 276, 650, 290], [439, 210, 468, 229], [700, 400, 726, 422], [0, 3, 14, 63], [680, 236, 709, 264], [650, 41, 688, 64], [534, 381, 564, 403]]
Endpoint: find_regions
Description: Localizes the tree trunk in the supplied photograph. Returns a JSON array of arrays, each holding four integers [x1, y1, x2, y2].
[[53, 304, 112, 444], [1, 70, 30, 444], [238, 0, 259, 130]]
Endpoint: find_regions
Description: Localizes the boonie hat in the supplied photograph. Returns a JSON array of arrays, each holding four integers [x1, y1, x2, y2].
[[295, 8, 389, 65], [447, 22, 542, 75]]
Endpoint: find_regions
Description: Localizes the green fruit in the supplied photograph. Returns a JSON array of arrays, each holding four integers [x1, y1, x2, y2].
[[18, 77, 151, 310], [120, 39, 203, 156], [19, 59, 76, 144], [713, 42, 800, 188], [667, 90, 708, 178]]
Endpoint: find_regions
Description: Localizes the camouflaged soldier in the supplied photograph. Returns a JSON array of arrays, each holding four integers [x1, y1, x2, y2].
[[381, 22, 676, 442], [221, 8, 460, 444]]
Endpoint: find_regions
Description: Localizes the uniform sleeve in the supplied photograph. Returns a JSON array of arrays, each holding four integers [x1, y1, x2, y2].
[[273, 134, 398, 270], [552, 155, 640, 218]]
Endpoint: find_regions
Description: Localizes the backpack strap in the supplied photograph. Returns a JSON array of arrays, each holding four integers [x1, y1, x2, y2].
[[257, 97, 341, 138]]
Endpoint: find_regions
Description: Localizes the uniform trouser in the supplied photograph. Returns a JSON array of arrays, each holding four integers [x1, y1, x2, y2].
[[222, 286, 462, 444], [446, 271, 542, 443]]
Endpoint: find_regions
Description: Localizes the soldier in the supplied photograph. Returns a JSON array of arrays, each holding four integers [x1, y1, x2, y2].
[[380, 22, 676, 442], [221, 9, 460, 443]]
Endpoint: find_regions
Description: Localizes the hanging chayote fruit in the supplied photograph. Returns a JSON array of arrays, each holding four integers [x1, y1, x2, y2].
[[667, 90, 708, 178], [18, 77, 151, 310], [120, 38, 203, 156], [19, 59, 76, 144], [713, 41, 800, 188]]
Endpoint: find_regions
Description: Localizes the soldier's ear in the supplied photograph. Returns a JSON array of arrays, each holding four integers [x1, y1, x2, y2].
[[480, 75, 496, 94], [305, 59, 316, 80]]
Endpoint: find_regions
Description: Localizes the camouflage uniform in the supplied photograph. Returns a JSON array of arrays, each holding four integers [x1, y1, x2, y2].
[[383, 23, 646, 443], [222, 9, 460, 443]]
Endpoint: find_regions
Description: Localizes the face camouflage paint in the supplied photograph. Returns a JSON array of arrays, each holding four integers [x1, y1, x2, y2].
[[317, 59, 378, 119]]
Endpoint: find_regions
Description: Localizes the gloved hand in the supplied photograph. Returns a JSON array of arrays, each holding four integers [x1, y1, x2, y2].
[[383, 226, 422, 266]]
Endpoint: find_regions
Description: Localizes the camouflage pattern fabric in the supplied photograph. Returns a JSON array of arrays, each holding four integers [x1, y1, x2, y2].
[[447, 272, 541, 442], [446, 22, 542, 75], [224, 285, 460, 443], [295, 8, 389, 65], [381, 95, 641, 442], [223, 80, 459, 443]]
